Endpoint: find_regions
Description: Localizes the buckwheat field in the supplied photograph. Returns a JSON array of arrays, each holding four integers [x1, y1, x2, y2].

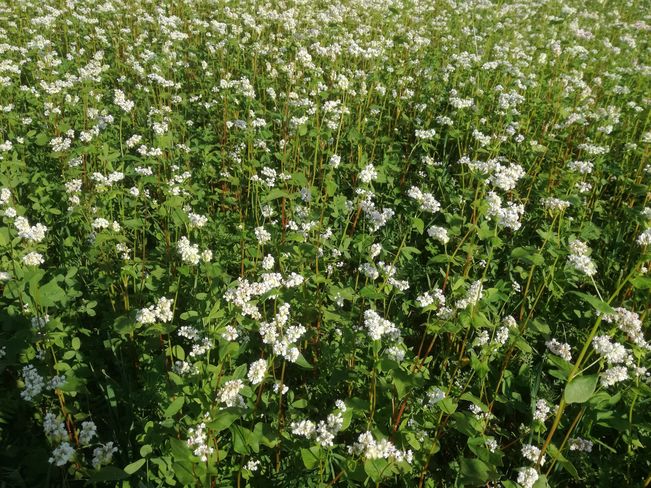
[[1, 0, 650, 486]]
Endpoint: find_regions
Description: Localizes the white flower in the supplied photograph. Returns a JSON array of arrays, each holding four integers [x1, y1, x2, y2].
[[92, 442, 118, 469], [601, 366, 628, 387], [363, 309, 398, 341], [521, 444, 545, 465], [20, 364, 44, 401], [222, 325, 239, 341], [533, 399, 551, 423], [255, 226, 271, 244], [14, 216, 48, 243], [569, 437, 593, 452], [455, 280, 483, 310], [49, 442, 75, 466], [246, 459, 260, 471], [427, 387, 446, 405], [637, 228, 651, 246], [178, 236, 201, 264], [359, 164, 378, 184], [349, 431, 412, 463], [262, 254, 275, 270], [114, 89, 134, 112], [79, 421, 97, 445], [545, 338, 572, 361], [428, 225, 449, 244], [43, 413, 67, 441], [517, 467, 539, 488], [218, 380, 245, 407], [247, 359, 267, 385]]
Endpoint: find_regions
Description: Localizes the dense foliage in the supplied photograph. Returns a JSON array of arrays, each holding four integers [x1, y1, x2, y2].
[[0, 0, 650, 486]]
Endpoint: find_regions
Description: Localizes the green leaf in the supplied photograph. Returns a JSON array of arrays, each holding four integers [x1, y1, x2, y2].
[[294, 353, 313, 370], [38, 278, 67, 307], [412, 216, 424, 235], [173, 461, 196, 484], [124, 458, 146, 475], [511, 247, 545, 266], [263, 188, 290, 202], [547, 443, 578, 479], [164, 396, 185, 417], [87, 466, 128, 482], [301, 446, 323, 470], [207, 407, 245, 432], [169, 437, 192, 460], [459, 458, 495, 485], [364, 458, 389, 482], [630, 276, 651, 289], [570, 292, 614, 315], [564, 375, 598, 404]]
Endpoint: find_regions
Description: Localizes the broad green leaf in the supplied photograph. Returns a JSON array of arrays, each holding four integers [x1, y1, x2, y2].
[[164, 396, 185, 417], [564, 375, 598, 404], [124, 458, 146, 475], [301, 446, 322, 470], [207, 407, 245, 432]]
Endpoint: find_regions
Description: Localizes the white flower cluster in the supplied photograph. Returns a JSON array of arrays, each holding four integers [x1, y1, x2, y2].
[[592, 335, 631, 364], [114, 89, 134, 113], [291, 408, 344, 448], [79, 420, 97, 445], [427, 387, 446, 405], [569, 437, 593, 452], [407, 186, 441, 213], [23, 251, 45, 266], [415, 128, 436, 139], [0, 187, 10, 205], [416, 288, 445, 309], [427, 225, 449, 244], [600, 366, 628, 387], [92, 217, 121, 232], [521, 444, 545, 465], [91, 171, 125, 188], [455, 280, 483, 310], [360, 200, 395, 233], [567, 239, 597, 277], [363, 309, 399, 341], [462, 157, 525, 191], [177, 325, 212, 358], [259, 303, 306, 362], [486, 191, 525, 231], [20, 364, 45, 401], [542, 197, 571, 212], [92, 442, 118, 469], [545, 338, 572, 361], [601, 307, 649, 350], [348, 432, 413, 463], [637, 228, 651, 246], [217, 379, 245, 407], [517, 467, 539, 488], [224, 271, 305, 320], [567, 160, 593, 174], [359, 163, 378, 184], [135, 297, 174, 325], [187, 421, 214, 461], [49, 442, 75, 466], [254, 226, 271, 244], [247, 359, 267, 385], [14, 216, 47, 243], [177, 236, 212, 265], [43, 413, 68, 442], [533, 399, 552, 423], [172, 360, 197, 376]]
